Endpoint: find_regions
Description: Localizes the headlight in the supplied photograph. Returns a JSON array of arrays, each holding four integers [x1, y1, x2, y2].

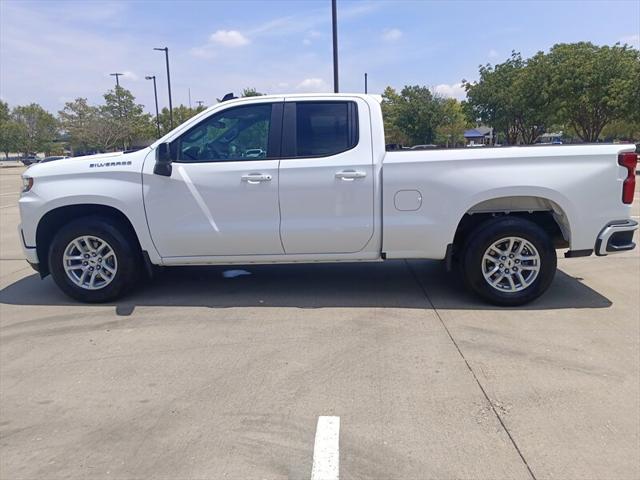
[[22, 176, 33, 193]]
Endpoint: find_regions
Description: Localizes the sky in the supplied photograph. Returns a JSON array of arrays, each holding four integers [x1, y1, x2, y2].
[[1, 0, 639, 115]]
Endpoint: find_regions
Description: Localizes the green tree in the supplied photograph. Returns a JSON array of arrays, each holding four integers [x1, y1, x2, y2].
[[463, 53, 533, 144], [397, 85, 443, 145], [241, 87, 265, 97], [158, 104, 206, 136], [542, 42, 640, 142], [0, 101, 23, 159], [381, 86, 410, 145], [382, 85, 443, 146], [11, 103, 58, 155], [58, 98, 102, 155], [511, 52, 551, 144], [101, 86, 154, 150], [600, 118, 640, 142], [435, 98, 471, 147]]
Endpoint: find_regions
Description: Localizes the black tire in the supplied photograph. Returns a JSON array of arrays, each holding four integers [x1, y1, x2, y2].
[[460, 216, 557, 306], [48, 216, 140, 303]]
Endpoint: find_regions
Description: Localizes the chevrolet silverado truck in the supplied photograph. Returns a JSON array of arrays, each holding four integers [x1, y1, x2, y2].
[[18, 94, 638, 305]]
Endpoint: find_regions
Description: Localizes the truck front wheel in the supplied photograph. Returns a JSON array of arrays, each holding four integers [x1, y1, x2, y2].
[[48, 217, 140, 302], [461, 217, 557, 306]]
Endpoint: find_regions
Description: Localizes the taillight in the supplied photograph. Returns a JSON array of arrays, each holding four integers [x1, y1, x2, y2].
[[618, 152, 638, 204]]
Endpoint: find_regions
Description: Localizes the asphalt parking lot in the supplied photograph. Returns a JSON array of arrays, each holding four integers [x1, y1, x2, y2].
[[1, 165, 638, 480]]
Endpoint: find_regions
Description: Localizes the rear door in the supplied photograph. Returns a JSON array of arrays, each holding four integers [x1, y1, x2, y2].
[[278, 98, 375, 254]]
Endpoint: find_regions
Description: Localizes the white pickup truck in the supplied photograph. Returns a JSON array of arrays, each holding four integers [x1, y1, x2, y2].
[[18, 94, 638, 305]]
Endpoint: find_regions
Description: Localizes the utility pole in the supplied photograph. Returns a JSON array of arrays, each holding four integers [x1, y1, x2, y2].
[[110, 72, 123, 87], [188, 88, 192, 109], [331, 0, 339, 93], [364, 72, 368, 94], [154, 47, 173, 129], [145, 75, 161, 138]]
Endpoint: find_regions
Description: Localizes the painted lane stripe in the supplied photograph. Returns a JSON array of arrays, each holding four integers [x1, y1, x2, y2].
[[311, 416, 340, 480], [176, 165, 220, 232]]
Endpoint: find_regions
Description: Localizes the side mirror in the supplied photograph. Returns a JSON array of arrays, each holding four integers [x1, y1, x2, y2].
[[154, 142, 175, 176]]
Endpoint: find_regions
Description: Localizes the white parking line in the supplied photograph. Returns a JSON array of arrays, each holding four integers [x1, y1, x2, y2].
[[311, 416, 340, 480]]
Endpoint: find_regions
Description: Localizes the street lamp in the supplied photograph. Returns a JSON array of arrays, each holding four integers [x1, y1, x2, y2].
[[364, 72, 368, 94], [110, 72, 123, 87], [154, 47, 174, 129], [331, 0, 339, 93], [145, 75, 161, 138]]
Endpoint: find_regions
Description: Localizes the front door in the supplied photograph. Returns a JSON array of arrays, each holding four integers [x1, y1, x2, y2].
[[278, 99, 375, 254], [143, 100, 284, 257]]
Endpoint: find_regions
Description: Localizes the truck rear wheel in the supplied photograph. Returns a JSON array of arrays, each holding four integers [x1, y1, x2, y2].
[[48, 217, 140, 302], [461, 217, 557, 306]]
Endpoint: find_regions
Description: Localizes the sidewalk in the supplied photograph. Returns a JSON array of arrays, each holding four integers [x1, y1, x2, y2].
[[0, 161, 23, 168]]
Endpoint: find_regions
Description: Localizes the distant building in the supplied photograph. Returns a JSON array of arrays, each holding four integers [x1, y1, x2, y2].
[[464, 126, 493, 146]]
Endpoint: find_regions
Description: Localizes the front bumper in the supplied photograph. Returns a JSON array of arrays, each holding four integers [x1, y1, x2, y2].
[[18, 224, 40, 270], [595, 220, 638, 256]]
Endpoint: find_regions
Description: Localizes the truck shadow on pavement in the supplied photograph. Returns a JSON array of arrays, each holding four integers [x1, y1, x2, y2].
[[0, 259, 612, 314]]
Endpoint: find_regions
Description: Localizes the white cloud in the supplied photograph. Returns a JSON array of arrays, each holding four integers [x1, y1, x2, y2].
[[488, 49, 499, 59], [382, 28, 403, 41], [296, 78, 330, 92], [209, 30, 250, 47], [619, 34, 640, 48], [303, 29, 322, 46], [433, 83, 467, 100], [121, 71, 138, 81], [189, 46, 216, 59], [341, 2, 381, 20]]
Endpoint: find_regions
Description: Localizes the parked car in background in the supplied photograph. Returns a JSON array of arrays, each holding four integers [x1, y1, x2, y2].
[[18, 94, 638, 306], [20, 155, 39, 166]]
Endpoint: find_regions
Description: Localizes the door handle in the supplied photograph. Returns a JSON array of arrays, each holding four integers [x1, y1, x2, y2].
[[241, 173, 272, 183], [335, 169, 367, 181]]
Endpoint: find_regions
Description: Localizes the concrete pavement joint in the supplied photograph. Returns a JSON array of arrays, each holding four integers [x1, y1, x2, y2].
[[405, 259, 538, 480]]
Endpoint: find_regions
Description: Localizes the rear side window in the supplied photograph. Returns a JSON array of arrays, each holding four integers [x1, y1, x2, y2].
[[283, 101, 358, 158]]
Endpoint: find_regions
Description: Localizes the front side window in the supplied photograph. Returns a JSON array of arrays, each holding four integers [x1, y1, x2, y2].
[[178, 104, 272, 162], [294, 102, 358, 157]]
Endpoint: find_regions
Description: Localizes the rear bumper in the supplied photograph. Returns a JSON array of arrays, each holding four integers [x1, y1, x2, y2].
[[595, 220, 638, 256]]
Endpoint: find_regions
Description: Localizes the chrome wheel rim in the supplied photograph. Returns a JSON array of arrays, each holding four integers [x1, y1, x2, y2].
[[63, 236, 117, 290], [482, 236, 540, 293]]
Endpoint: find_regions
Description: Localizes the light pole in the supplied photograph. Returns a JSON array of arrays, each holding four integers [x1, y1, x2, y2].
[[364, 72, 368, 94], [145, 75, 161, 138], [110, 72, 123, 87], [331, 0, 339, 93], [154, 47, 173, 129]]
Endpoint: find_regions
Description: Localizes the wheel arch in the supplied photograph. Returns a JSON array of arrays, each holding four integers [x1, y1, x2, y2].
[[452, 195, 572, 254], [35, 204, 142, 277]]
